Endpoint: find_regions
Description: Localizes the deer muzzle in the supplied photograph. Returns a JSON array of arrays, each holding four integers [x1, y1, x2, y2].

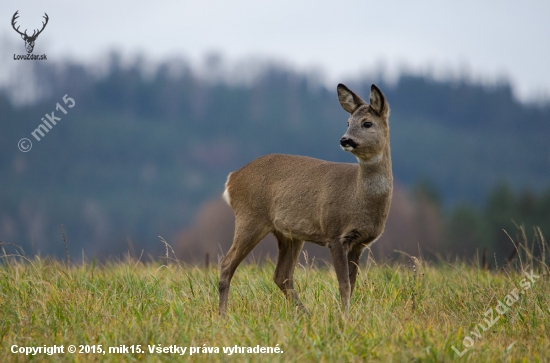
[[340, 137, 357, 151]]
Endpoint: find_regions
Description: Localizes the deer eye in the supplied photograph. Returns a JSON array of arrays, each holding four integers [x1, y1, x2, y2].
[[362, 122, 372, 128]]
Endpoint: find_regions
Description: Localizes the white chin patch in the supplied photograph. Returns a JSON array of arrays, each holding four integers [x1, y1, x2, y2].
[[341, 145, 354, 151]]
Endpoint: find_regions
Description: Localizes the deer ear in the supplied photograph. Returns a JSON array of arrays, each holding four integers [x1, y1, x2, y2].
[[369, 84, 388, 116], [337, 84, 365, 114]]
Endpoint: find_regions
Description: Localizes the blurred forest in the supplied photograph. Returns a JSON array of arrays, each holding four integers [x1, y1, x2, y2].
[[0, 53, 549, 264]]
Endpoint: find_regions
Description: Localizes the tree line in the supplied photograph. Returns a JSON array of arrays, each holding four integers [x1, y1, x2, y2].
[[0, 53, 548, 261]]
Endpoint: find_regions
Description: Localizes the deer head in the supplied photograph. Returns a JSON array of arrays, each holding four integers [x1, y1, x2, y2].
[[12, 11, 49, 54]]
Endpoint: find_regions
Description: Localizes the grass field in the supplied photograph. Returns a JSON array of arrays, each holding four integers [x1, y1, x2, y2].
[[1, 236, 549, 362]]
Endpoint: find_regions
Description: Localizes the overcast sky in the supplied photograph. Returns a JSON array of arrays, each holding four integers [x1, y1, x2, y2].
[[1, 1, 549, 102]]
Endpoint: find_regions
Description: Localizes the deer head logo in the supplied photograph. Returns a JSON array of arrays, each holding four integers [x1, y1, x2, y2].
[[12, 11, 49, 54]]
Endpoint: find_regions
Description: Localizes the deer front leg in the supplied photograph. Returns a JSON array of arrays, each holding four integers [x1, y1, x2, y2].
[[348, 245, 364, 297], [328, 242, 350, 313]]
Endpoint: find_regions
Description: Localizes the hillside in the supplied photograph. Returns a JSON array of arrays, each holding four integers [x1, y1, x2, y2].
[[1, 55, 549, 259]]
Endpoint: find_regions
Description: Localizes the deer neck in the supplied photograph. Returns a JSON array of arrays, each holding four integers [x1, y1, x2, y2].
[[356, 146, 392, 197]]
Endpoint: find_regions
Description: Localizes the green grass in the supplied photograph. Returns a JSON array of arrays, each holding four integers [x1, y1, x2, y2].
[[0, 244, 549, 362]]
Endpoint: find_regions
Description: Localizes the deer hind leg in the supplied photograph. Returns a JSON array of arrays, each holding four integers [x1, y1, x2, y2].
[[273, 232, 306, 312], [218, 217, 270, 316]]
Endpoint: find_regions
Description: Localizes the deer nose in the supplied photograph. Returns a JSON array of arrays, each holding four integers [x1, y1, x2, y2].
[[340, 137, 357, 148]]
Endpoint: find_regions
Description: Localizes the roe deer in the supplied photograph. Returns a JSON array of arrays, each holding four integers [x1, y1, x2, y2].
[[219, 83, 392, 315]]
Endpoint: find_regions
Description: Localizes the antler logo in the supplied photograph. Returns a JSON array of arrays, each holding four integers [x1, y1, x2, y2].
[[11, 10, 49, 54]]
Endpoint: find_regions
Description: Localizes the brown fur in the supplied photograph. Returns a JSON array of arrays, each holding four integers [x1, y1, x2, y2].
[[219, 84, 392, 315]]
